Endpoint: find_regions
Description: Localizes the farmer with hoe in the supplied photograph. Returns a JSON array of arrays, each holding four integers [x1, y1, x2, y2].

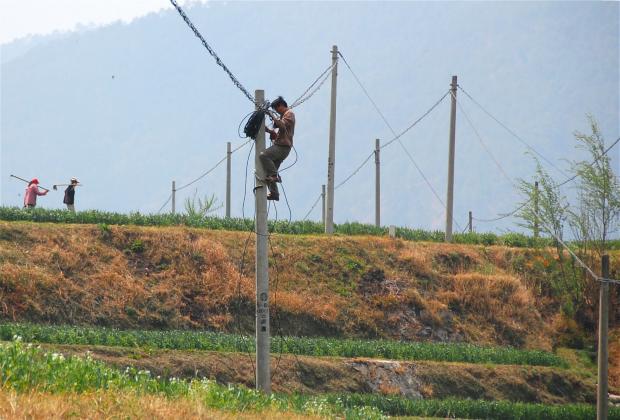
[[63, 177, 79, 212], [23, 178, 48, 208]]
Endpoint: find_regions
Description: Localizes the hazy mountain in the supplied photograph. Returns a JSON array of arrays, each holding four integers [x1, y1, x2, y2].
[[1, 1, 618, 232]]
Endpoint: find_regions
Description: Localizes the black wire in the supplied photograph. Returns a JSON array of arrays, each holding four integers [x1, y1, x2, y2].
[[238, 111, 256, 139], [242, 142, 255, 220], [474, 135, 620, 223], [279, 181, 293, 225], [279, 145, 298, 173]]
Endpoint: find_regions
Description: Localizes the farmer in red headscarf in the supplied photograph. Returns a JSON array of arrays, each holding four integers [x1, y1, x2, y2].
[[23, 178, 48, 208]]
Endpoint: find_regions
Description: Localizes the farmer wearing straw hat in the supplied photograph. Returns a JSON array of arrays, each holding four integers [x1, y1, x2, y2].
[[63, 178, 79, 212], [23, 178, 48, 208]]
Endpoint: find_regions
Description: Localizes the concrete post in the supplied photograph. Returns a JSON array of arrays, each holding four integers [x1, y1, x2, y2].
[[375, 138, 381, 228], [254, 90, 270, 394], [597, 255, 610, 420], [325, 45, 338, 234], [534, 181, 540, 239], [171, 181, 176, 214], [445, 75, 457, 242], [321, 184, 326, 227], [226, 142, 232, 218]]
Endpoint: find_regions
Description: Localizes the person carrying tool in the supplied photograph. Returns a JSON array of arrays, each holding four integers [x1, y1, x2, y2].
[[261, 96, 295, 201], [23, 178, 48, 208], [63, 177, 79, 212]]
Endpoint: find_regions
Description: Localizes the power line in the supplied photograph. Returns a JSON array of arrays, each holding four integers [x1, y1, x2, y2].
[[457, 102, 620, 284], [302, 192, 323, 220], [555, 136, 620, 189], [334, 151, 374, 190], [176, 140, 252, 191], [381, 93, 449, 150], [474, 135, 620, 223], [337, 51, 458, 228], [454, 92, 514, 184], [156, 193, 173, 214], [534, 209, 620, 286], [169, 0, 256, 104], [290, 63, 335, 109], [337, 51, 448, 151], [458, 85, 570, 178]]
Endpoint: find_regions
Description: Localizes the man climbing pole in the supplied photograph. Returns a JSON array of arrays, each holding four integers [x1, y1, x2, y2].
[[261, 96, 295, 201]]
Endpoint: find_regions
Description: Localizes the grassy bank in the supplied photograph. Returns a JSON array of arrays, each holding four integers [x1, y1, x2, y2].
[[0, 323, 566, 367], [0, 339, 616, 420]]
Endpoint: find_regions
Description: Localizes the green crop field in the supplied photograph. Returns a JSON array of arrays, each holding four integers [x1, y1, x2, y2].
[[1, 338, 616, 420], [0, 206, 563, 247], [0, 323, 566, 367]]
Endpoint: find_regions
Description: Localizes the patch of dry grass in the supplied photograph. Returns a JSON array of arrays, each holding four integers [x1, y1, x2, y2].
[[0, 389, 311, 420]]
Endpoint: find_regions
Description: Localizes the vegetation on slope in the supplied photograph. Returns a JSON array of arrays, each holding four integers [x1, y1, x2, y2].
[[0, 206, 559, 247], [0, 221, 569, 349], [2, 221, 616, 349], [43, 341, 596, 404], [0, 323, 565, 367], [1, 338, 617, 420]]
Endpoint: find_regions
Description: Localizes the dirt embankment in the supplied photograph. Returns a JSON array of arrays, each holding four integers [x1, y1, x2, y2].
[[47, 343, 595, 404], [0, 221, 616, 350]]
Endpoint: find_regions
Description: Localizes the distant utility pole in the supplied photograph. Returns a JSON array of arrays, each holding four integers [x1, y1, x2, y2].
[[254, 89, 270, 394], [226, 142, 232, 218], [171, 181, 176, 214], [445, 75, 458, 242], [597, 255, 610, 420], [321, 184, 326, 227], [533, 181, 540, 239], [325, 45, 339, 234], [468, 211, 473, 233], [375, 138, 381, 227]]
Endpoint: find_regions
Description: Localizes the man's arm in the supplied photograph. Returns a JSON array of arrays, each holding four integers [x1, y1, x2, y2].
[[274, 111, 294, 130]]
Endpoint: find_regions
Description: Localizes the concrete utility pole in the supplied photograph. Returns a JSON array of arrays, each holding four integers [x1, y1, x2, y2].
[[597, 255, 610, 420], [468, 211, 473, 233], [253, 89, 270, 394], [533, 181, 540, 239], [375, 138, 381, 228], [171, 181, 176, 214], [445, 75, 458, 242], [226, 142, 232, 218], [325, 45, 339, 234], [321, 184, 326, 227]]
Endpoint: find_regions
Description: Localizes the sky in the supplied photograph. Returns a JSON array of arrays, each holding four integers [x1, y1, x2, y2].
[[0, 0, 207, 44], [1, 1, 619, 235]]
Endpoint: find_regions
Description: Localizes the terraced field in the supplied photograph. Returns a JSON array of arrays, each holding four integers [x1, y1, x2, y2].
[[1, 220, 618, 418]]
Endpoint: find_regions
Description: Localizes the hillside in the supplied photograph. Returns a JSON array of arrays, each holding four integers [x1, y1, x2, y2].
[[2, 220, 617, 348], [2, 220, 620, 417]]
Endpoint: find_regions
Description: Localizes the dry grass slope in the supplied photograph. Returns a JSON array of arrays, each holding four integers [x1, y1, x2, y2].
[[0, 221, 616, 352]]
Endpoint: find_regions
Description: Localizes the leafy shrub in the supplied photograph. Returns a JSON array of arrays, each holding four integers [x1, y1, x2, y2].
[[129, 239, 145, 253]]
